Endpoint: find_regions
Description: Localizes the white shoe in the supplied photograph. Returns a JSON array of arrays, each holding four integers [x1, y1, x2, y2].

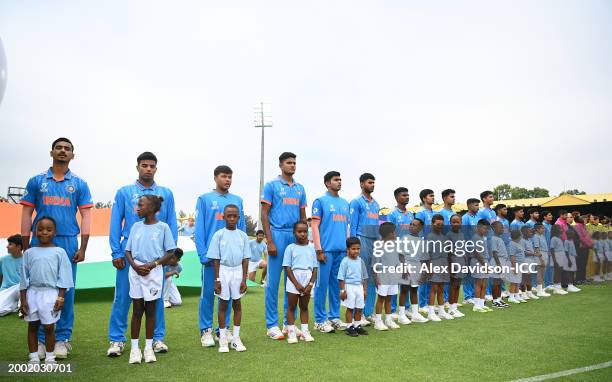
[[129, 348, 142, 364], [464, 298, 475, 305], [428, 312, 442, 322], [266, 326, 285, 340], [163, 300, 171, 308], [300, 329, 315, 342], [536, 291, 551, 297], [231, 337, 246, 352], [501, 291, 509, 298], [366, 315, 377, 324], [398, 314, 411, 325], [260, 281, 267, 287], [107, 341, 125, 357], [144, 348, 156, 363], [359, 318, 370, 327], [37, 342, 46, 360], [451, 309, 465, 318], [330, 319, 347, 331], [287, 330, 298, 344], [508, 297, 521, 304], [528, 292, 539, 300], [567, 285, 581, 292], [444, 302, 450, 309], [593, 275, 603, 282], [218, 337, 229, 353], [606, 274, 612, 281], [54, 341, 69, 359], [404, 310, 413, 319], [44, 358, 57, 365], [418, 307, 429, 315], [314, 321, 335, 333], [545, 285, 556, 291], [439, 310, 454, 320], [201, 328, 215, 347], [153, 340, 168, 353], [485, 295, 493, 301], [390, 313, 399, 321], [374, 321, 389, 331], [411, 312, 429, 323], [553, 288, 568, 295], [282, 325, 302, 337], [28, 358, 40, 365], [385, 319, 400, 329], [522, 293, 531, 300]]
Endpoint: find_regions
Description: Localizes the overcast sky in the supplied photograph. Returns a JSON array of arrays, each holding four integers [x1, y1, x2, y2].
[[0, 1, 611, 219]]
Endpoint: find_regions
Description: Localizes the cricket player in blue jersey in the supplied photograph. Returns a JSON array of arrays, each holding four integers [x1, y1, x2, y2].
[[311, 171, 350, 333], [495, 204, 511, 246], [261, 152, 307, 340], [106, 152, 177, 357], [510, 207, 526, 232], [387, 187, 414, 317], [349, 173, 380, 325], [194, 165, 245, 348], [541, 210, 555, 289], [525, 208, 540, 228], [439, 189, 457, 303], [477, 190, 498, 301], [20, 138, 93, 360], [461, 198, 480, 304], [415, 189, 436, 309]]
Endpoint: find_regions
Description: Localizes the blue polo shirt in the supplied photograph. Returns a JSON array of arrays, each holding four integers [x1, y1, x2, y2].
[[438, 207, 456, 225], [349, 194, 380, 239], [249, 240, 267, 263], [21, 168, 93, 237], [510, 219, 525, 232], [462, 211, 479, 242], [312, 192, 350, 252], [195, 190, 246, 264], [261, 176, 307, 232], [387, 207, 414, 237], [109, 181, 178, 260], [477, 207, 496, 224], [543, 221, 552, 246], [525, 219, 538, 229]]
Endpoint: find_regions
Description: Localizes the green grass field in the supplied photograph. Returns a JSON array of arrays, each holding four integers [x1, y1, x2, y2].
[[1, 283, 611, 381]]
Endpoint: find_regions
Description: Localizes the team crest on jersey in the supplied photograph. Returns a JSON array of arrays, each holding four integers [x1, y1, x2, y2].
[[150, 288, 159, 297], [40, 183, 48, 193], [329, 204, 335, 212], [350, 208, 354, 214], [211, 200, 219, 210], [279, 187, 286, 196], [65, 184, 75, 193], [312, 207, 319, 214]]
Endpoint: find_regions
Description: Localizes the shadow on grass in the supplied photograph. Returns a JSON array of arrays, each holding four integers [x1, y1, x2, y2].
[[75, 286, 204, 302]]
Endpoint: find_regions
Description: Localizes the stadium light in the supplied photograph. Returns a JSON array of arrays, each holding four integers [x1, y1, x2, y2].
[[254, 102, 272, 229]]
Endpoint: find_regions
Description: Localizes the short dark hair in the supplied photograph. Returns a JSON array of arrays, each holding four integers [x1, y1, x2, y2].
[[419, 189, 434, 202], [214, 165, 233, 176], [558, 209, 567, 216], [467, 198, 480, 206], [480, 190, 493, 201], [514, 206, 524, 213], [52, 137, 74, 151], [278, 152, 296, 163], [527, 208, 537, 216], [511, 230, 522, 240], [432, 214, 444, 223], [541, 210, 552, 217], [7, 234, 22, 248], [520, 225, 530, 233], [141, 195, 164, 213], [477, 219, 490, 227], [551, 225, 562, 237], [412, 218, 424, 226], [359, 173, 375, 183], [223, 204, 239, 213], [379, 222, 396, 237], [534, 223, 543, 228], [293, 220, 308, 231], [394, 187, 408, 198], [173, 248, 184, 259], [323, 171, 340, 184], [137, 151, 158, 164], [442, 189, 455, 199], [346, 237, 361, 248], [256, 230, 265, 236], [494, 203, 507, 212], [37, 216, 57, 229]]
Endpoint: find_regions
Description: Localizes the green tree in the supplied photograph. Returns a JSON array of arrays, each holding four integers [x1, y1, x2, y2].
[[493, 184, 512, 200], [245, 215, 257, 236], [530, 187, 550, 198], [510, 187, 530, 199], [559, 189, 586, 196], [493, 184, 550, 200]]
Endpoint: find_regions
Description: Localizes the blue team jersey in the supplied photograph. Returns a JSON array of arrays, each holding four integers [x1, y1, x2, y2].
[[194, 190, 246, 264], [261, 176, 307, 231], [387, 207, 414, 237], [109, 181, 178, 259], [349, 194, 380, 239], [477, 207, 496, 224], [525, 219, 538, 228], [312, 192, 350, 251], [438, 207, 456, 225], [510, 219, 525, 232], [543, 221, 552, 246], [462, 212, 479, 242], [21, 168, 93, 237]]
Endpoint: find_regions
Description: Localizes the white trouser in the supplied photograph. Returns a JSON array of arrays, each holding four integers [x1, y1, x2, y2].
[[163, 277, 182, 306], [0, 284, 20, 316]]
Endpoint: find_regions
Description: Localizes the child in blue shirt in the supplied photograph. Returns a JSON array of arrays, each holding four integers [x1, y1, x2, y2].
[[339, 237, 369, 337], [124, 195, 177, 364], [0, 234, 23, 316], [283, 221, 318, 343], [549, 225, 568, 295], [163, 248, 183, 308], [248, 230, 268, 286], [19, 217, 73, 365], [563, 231, 580, 292], [507, 230, 525, 304], [520, 226, 537, 300]]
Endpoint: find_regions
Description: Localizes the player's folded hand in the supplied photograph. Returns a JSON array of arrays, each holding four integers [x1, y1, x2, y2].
[[268, 242, 277, 257], [20, 301, 29, 316], [340, 291, 347, 301], [240, 281, 247, 294], [112, 257, 126, 270], [54, 299, 64, 312], [214, 281, 221, 295]]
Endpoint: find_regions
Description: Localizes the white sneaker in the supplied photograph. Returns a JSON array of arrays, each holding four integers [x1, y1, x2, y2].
[[282, 325, 302, 337], [107, 341, 125, 357], [44, 358, 57, 365], [390, 313, 399, 321], [404, 310, 413, 319], [545, 285, 556, 291], [411, 312, 429, 323], [374, 321, 389, 331], [218, 337, 229, 353], [593, 275, 603, 282], [153, 340, 168, 353], [300, 329, 315, 342], [28, 358, 40, 365], [37, 342, 46, 360], [451, 309, 465, 318], [359, 318, 370, 327], [464, 298, 475, 305], [330, 319, 347, 331], [501, 291, 509, 298], [385, 319, 400, 329], [528, 292, 539, 300], [553, 288, 568, 295], [201, 328, 215, 347], [522, 293, 531, 300], [444, 302, 450, 309], [428, 312, 441, 322], [418, 307, 429, 315], [266, 326, 285, 340], [129, 348, 142, 364], [144, 348, 156, 363], [536, 291, 551, 297], [485, 295, 493, 301], [366, 315, 377, 324], [314, 321, 335, 333], [508, 297, 521, 304], [231, 337, 247, 352], [398, 314, 411, 325], [287, 330, 298, 344], [567, 285, 581, 292], [439, 310, 454, 320], [54, 341, 69, 359]]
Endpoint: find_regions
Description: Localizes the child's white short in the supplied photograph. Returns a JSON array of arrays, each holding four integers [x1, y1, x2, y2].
[[216, 264, 244, 301], [0, 284, 20, 316], [376, 284, 398, 296], [129, 261, 163, 302], [286, 269, 313, 295], [341, 283, 365, 309], [593, 251, 606, 262], [25, 287, 60, 325], [248, 260, 264, 273]]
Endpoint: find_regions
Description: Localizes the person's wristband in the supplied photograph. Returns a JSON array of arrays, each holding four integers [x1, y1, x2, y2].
[[56, 297, 64, 302]]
